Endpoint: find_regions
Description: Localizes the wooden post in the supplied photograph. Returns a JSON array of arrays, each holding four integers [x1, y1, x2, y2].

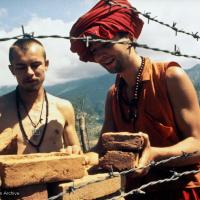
[[79, 113, 90, 153]]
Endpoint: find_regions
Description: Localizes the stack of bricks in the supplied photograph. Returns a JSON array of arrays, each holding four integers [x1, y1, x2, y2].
[[0, 152, 85, 200], [99, 132, 144, 171], [0, 130, 145, 199], [0, 128, 127, 200]]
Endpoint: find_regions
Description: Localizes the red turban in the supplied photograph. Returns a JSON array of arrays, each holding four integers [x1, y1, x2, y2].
[[70, 0, 144, 62]]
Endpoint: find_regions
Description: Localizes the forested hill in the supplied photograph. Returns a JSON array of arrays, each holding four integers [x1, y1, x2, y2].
[[0, 64, 200, 118]]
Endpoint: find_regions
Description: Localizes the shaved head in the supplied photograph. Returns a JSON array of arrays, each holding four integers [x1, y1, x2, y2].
[[9, 38, 46, 64]]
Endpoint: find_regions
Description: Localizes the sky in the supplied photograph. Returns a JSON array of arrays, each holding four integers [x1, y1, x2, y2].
[[0, 0, 200, 86]]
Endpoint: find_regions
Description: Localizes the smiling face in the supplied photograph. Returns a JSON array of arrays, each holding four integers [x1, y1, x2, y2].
[[9, 43, 49, 92], [89, 36, 133, 74]]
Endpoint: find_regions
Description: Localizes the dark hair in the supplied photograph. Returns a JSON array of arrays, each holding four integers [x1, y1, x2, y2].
[[9, 38, 46, 64]]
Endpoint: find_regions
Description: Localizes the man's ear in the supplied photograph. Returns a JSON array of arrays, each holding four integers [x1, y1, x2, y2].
[[8, 65, 15, 76], [45, 60, 49, 71]]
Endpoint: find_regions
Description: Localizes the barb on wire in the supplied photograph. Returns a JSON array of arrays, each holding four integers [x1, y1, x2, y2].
[[68, 181, 75, 193], [85, 37, 200, 60], [79, 37, 200, 60], [119, 151, 197, 175], [48, 172, 120, 200], [21, 25, 34, 39], [133, 41, 200, 60], [109, 0, 200, 41], [108, 169, 200, 200], [85, 36, 92, 47], [48, 152, 197, 200], [174, 44, 181, 56], [192, 32, 199, 40], [143, 11, 151, 24], [21, 25, 25, 36], [78, 37, 200, 60], [1, 34, 200, 60]]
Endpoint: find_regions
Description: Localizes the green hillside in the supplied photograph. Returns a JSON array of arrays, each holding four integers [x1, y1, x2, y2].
[[47, 74, 115, 117], [0, 65, 200, 140], [0, 74, 115, 117], [1, 65, 199, 116]]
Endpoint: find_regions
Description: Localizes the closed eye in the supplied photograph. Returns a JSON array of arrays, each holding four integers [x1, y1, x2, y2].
[[30, 61, 42, 69], [89, 42, 113, 55], [14, 64, 27, 70]]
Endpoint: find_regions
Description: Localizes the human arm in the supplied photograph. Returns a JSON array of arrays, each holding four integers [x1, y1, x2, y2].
[[148, 66, 200, 166], [138, 67, 200, 170], [58, 99, 82, 155]]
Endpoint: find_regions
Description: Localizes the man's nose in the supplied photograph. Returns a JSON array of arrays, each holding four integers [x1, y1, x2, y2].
[[26, 66, 34, 76]]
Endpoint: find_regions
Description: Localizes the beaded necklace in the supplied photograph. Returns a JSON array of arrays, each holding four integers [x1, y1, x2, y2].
[[117, 57, 145, 123], [19, 91, 45, 136], [16, 87, 49, 152]]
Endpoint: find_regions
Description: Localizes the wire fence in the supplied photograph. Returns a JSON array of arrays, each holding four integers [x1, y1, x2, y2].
[[48, 151, 200, 200], [109, 168, 200, 200], [0, 0, 199, 62], [1, 34, 200, 61], [0, 2, 199, 199], [105, 0, 200, 41]]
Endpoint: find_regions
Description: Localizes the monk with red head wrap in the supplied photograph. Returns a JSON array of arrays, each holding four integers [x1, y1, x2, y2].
[[70, 0, 200, 199], [70, 0, 143, 62]]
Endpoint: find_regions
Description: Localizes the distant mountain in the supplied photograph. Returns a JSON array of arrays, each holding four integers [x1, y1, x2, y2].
[[47, 74, 115, 116], [1, 64, 200, 118], [1, 65, 199, 139], [0, 74, 115, 117], [185, 64, 200, 85]]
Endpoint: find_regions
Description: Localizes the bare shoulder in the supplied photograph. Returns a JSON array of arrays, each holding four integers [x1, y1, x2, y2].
[[166, 66, 198, 107], [166, 66, 196, 91], [46, 93, 74, 117], [166, 66, 188, 80]]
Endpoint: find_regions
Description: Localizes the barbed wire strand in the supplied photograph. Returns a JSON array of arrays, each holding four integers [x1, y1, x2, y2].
[[82, 37, 200, 60], [1, 34, 200, 61], [0, 1, 199, 42], [119, 151, 197, 175], [105, 0, 200, 41], [48, 151, 198, 200], [48, 172, 119, 200], [0, 3, 198, 199], [108, 169, 200, 200]]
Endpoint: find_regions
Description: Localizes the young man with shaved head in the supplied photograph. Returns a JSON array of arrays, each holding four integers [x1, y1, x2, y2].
[[0, 38, 81, 154]]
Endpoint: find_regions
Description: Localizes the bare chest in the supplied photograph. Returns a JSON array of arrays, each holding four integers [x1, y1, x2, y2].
[[12, 104, 66, 154]]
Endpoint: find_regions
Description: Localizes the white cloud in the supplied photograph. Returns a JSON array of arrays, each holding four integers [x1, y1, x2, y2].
[[0, 0, 200, 87], [0, 16, 105, 86], [0, 8, 7, 17], [132, 0, 200, 68]]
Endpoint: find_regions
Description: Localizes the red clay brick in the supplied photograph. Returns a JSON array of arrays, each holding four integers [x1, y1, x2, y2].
[[99, 151, 139, 171], [102, 132, 144, 151], [0, 152, 85, 188]]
